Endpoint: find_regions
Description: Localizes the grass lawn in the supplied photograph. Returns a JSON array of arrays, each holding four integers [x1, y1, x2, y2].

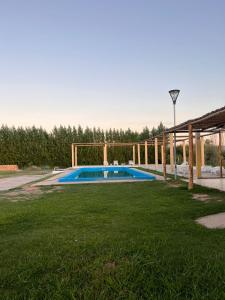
[[1, 180, 225, 299]]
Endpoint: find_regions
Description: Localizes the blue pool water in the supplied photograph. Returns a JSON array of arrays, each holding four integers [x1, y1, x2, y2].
[[59, 167, 155, 182]]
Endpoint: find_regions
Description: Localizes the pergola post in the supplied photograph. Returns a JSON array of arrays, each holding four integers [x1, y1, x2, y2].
[[169, 133, 174, 172], [105, 143, 108, 165], [201, 137, 205, 166], [161, 145, 164, 165], [137, 144, 141, 165], [195, 133, 202, 178], [71, 144, 75, 167], [74, 146, 78, 166], [219, 131, 223, 178], [145, 141, 148, 165], [188, 124, 194, 189], [133, 145, 136, 165], [155, 138, 158, 168], [183, 141, 186, 163], [163, 131, 167, 179], [103, 143, 108, 165]]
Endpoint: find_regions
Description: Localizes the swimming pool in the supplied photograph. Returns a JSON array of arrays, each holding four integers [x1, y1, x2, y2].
[[58, 167, 155, 183]]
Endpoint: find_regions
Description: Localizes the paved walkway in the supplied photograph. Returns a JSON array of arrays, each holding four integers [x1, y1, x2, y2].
[[0, 175, 48, 191], [141, 164, 225, 192], [196, 212, 225, 228], [194, 178, 225, 192]]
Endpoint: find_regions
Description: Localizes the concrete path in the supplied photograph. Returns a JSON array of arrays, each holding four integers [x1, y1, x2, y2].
[[194, 178, 225, 192], [0, 175, 48, 191], [196, 212, 225, 229], [142, 164, 225, 192]]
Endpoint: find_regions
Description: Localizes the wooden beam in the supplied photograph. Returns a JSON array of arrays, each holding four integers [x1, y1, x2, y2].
[[108, 143, 136, 146], [133, 145, 136, 165], [75, 144, 104, 147], [188, 124, 194, 190], [195, 132, 202, 178], [219, 131, 223, 178], [74, 146, 78, 166], [105, 143, 108, 164], [73, 142, 145, 147], [169, 133, 174, 172], [145, 141, 148, 165], [103, 145, 105, 165], [183, 141, 186, 163], [161, 145, 164, 165], [137, 144, 141, 165], [71, 144, 75, 167], [201, 137, 205, 166], [155, 138, 158, 167], [103, 143, 108, 166], [73, 142, 104, 145], [163, 131, 167, 179]]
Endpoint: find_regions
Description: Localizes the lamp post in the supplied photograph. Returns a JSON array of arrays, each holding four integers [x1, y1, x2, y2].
[[169, 89, 180, 180]]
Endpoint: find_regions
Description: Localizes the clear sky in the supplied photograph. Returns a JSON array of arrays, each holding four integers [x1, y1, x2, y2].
[[0, 0, 225, 131]]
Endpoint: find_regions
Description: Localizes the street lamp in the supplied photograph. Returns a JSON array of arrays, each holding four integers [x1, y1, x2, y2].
[[169, 89, 180, 180]]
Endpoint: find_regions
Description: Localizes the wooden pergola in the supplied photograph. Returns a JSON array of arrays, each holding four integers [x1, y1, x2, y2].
[[145, 106, 225, 189], [71, 141, 155, 167], [70, 106, 225, 190]]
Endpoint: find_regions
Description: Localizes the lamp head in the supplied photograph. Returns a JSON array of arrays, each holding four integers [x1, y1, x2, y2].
[[169, 89, 180, 104]]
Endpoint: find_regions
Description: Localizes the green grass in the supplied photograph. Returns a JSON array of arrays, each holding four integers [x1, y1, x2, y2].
[[0, 171, 18, 178], [1, 181, 225, 299]]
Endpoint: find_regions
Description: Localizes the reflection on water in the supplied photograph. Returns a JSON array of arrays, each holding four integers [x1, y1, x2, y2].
[[78, 171, 133, 179]]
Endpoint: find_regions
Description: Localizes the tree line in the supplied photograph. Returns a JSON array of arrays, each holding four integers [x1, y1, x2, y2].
[[0, 123, 221, 168], [0, 123, 165, 168]]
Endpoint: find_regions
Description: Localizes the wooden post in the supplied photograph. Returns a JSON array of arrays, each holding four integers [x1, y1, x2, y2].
[[163, 131, 167, 179], [161, 145, 164, 165], [137, 144, 141, 165], [74, 146, 78, 166], [188, 124, 193, 189], [169, 133, 174, 172], [103, 143, 108, 165], [183, 141, 186, 163], [195, 133, 202, 178], [105, 143, 108, 164], [103, 144, 106, 165], [133, 145, 136, 165], [145, 141, 148, 165], [201, 137, 205, 167], [71, 144, 75, 167], [219, 131, 223, 178], [155, 138, 158, 168]]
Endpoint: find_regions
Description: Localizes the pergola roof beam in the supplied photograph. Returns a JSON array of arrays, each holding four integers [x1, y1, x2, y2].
[[167, 105, 225, 132]]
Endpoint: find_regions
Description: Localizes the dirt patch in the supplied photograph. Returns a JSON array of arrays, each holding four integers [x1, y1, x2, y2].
[[192, 193, 223, 203], [103, 261, 116, 272], [0, 185, 64, 202], [167, 181, 182, 188], [192, 194, 211, 202]]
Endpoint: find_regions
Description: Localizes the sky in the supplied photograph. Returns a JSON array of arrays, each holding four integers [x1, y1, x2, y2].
[[0, 0, 225, 131]]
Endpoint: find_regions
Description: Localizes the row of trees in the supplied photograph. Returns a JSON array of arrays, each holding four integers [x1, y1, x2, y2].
[[0, 123, 165, 168], [0, 123, 221, 168]]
